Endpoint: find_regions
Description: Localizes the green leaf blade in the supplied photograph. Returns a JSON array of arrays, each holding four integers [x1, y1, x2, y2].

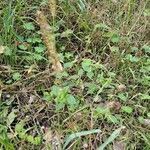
[[97, 126, 125, 150], [63, 129, 101, 149]]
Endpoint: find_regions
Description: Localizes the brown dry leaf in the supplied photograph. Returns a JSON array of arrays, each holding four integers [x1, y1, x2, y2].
[[28, 94, 37, 104], [117, 84, 126, 92], [49, 0, 57, 18], [83, 143, 88, 149], [113, 141, 125, 150], [43, 128, 53, 144], [52, 60, 63, 72], [27, 65, 35, 74], [43, 128, 62, 150], [42, 128, 53, 150], [0, 45, 6, 54], [111, 0, 117, 3], [143, 119, 150, 126], [36, 10, 63, 72], [106, 101, 121, 111], [51, 132, 62, 150], [66, 121, 77, 130]]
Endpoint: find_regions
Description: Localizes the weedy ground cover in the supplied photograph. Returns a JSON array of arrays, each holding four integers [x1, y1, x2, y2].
[[0, 0, 150, 149]]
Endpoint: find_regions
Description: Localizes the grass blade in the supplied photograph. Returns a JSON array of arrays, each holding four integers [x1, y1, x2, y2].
[[97, 126, 125, 150], [63, 129, 101, 149], [78, 0, 86, 11]]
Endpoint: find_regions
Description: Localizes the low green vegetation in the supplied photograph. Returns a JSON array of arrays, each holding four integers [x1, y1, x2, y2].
[[0, 0, 150, 149]]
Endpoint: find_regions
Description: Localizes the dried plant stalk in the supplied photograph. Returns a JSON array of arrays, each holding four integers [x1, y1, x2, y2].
[[49, 0, 57, 18], [36, 11, 63, 72]]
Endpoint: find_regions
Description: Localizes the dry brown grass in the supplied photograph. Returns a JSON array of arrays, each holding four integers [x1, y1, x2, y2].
[[49, 0, 57, 18], [36, 10, 63, 72]]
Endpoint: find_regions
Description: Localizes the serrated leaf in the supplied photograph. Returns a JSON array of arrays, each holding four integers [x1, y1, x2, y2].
[[15, 120, 25, 133], [111, 34, 120, 43], [118, 93, 128, 101], [140, 94, 150, 100], [33, 53, 44, 61], [144, 9, 150, 16], [121, 106, 133, 114], [23, 22, 35, 30], [94, 107, 110, 116], [33, 37, 42, 43], [64, 62, 74, 68], [142, 45, 150, 53], [61, 29, 73, 37], [12, 72, 21, 81], [126, 54, 140, 62], [51, 85, 62, 96], [0, 124, 15, 150], [15, 121, 41, 145], [67, 94, 79, 110], [87, 83, 98, 94], [18, 44, 28, 50], [26, 37, 42, 43], [78, 69, 84, 76], [43, 92, 51, 101], [4, 47, 12, 56], [26, 135, 41, 145], [138, 116, 144, 124], [94, 23, 110, 31], [87, 71, 94, 79], [82, 59, 92, 72], [7, 110, 17, 126], [34, 46, 46, 53]]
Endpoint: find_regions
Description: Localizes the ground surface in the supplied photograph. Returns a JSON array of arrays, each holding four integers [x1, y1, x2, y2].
[[0, 0, 150, 150]]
